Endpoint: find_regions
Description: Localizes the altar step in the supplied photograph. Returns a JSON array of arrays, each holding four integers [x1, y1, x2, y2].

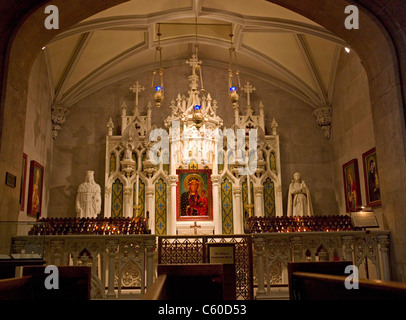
[[254, 286, 289, 300]]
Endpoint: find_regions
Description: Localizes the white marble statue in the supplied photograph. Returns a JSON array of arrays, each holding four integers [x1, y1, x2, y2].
[[287, 172, 313, 217], [76, 171, 102, 218]]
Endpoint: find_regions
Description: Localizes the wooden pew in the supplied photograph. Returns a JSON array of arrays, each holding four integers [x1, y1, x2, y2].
[[288, 262, 406, 300], [142, 274, 168, 300], [23, 266, 91, 300], [0, 276, 33, 300], [0, 266, 92, 300]]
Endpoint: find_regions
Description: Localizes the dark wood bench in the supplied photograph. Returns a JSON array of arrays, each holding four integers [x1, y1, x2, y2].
[[0, 265, 91, 300], [0, 276, 34, 300], [288, 261, 406, 300], [23, 265, 91, 300]]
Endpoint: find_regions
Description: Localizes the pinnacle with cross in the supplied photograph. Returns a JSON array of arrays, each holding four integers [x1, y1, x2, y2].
[[186, 54, 202, 73], [242, 81, 256, 107], [129, 81, 145, 111]]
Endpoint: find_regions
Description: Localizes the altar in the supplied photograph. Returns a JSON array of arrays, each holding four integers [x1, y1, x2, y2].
[[176, 221, 215, 236], [102, 54, 283, 236]]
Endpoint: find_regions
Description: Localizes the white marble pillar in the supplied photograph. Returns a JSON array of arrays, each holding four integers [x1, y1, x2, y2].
[[275, 185, 283, 217], [233, 186, 243, 234], [253, 237, 266, 297], [106, 240, 118, 299], [146, 186, 155, 233], [254, 186, 264, 217], [377, 234, 391, 281], [104, 187, 111, 218], [124, 187, 132, 218], [145, 237, 156, 289], [169, 175, 178, 235], [211, 175, 221, 234]]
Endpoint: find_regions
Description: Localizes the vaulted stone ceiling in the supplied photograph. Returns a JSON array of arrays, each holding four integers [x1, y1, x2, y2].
[[43, 0, 348, 110]]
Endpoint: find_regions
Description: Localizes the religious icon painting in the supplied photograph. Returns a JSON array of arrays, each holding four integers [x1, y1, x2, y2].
[[27, 161, 44, 217], [342, 159, 362, 212], [19, 153, 28, 211], [176, 169, 213, 221], [362, 147, 381, 207]]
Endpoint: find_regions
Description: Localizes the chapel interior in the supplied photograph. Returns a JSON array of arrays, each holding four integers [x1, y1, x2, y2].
[[1, 0, 406, 301]]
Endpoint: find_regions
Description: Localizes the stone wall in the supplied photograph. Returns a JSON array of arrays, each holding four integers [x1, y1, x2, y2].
[[20, 52, 53, 220], [48, 63, 336, 217], [330, 49, 383, 224]]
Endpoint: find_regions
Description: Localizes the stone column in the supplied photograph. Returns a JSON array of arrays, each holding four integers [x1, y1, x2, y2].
[[145, 237, 156, 289], [377, 234, 391, 281], [104, 187, 111, 218], [211, 175, 221, 234], [253, 237, 266, 298], [124, 187, 132, 218], [106, 239, 118, 299], [275, 185, 283, 217], [254, 186, 264, 217], [50, 239, 65, 266], [342, 235, 354, 262], [146, 186, 155, 233], [233, 186, 243, 234], [169, 175, 178, 235], [290, 236, 303, 262]]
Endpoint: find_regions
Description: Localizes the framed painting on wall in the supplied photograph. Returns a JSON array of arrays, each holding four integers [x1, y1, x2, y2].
[[362, 147, 381, 207], [342, 159, 362, 212], [27, 161, 44, 217], [176, 169, 213, 221], [19, 153, 28, 211]]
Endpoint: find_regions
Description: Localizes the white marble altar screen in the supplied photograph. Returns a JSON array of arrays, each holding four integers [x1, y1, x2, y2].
[[104, 56, 283, 235]]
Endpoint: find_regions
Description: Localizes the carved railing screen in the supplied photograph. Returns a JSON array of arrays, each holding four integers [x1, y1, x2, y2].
[[158, 235, 253, 300], [12, 235, 156, 299], [252, 230, 391, 299]]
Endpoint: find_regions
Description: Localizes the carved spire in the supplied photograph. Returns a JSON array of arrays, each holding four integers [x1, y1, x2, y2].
[[271, 118, 278, 135], [129, 81, 145, 115], [242, 81, 256, 107], [107, 117, 114, 136]]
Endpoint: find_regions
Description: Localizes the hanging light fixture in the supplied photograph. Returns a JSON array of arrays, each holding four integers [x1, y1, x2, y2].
[[192, 17, 204, 128], [152, 23, 164, 108], [228, 26, 240, 107]]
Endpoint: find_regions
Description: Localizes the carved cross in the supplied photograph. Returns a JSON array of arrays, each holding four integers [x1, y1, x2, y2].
[[190, 221, 201, 235], [246, 123, 255, 130], [129, 81, 145, 107], [242, 81, 256, 106]]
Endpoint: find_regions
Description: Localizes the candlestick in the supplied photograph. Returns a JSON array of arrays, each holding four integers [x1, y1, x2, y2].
[[136, 173, 139, 207], [247, 173, 251, 205]]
